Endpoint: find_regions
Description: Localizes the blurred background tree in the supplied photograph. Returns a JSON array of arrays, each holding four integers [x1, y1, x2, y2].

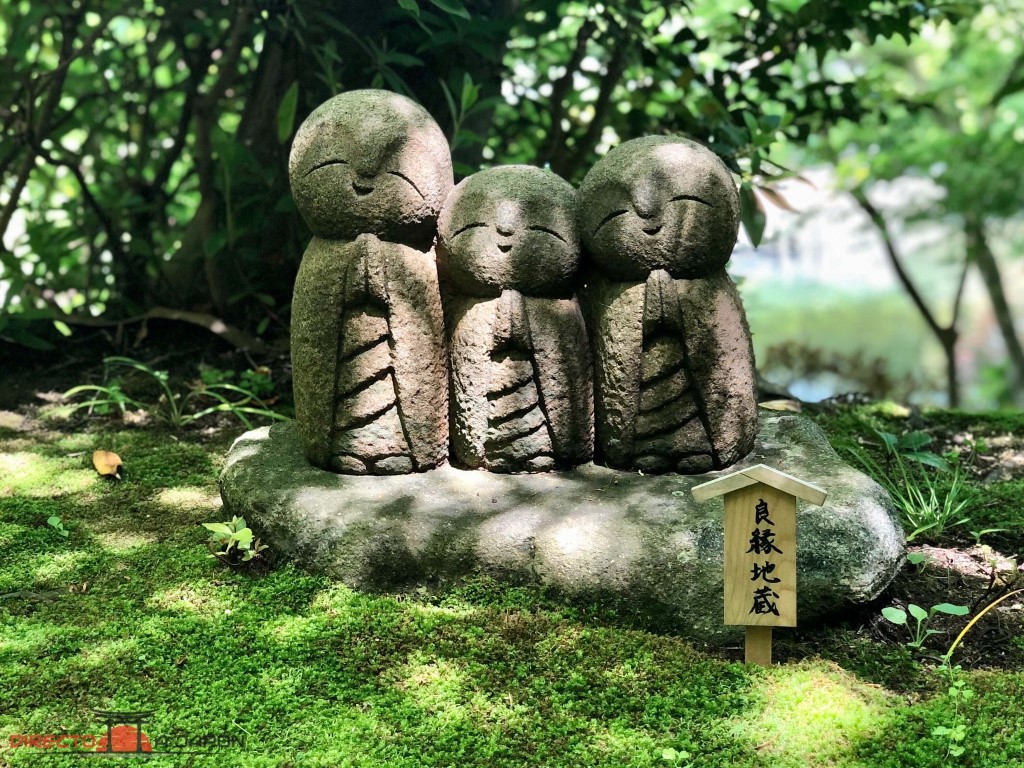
[[799, 0, 1024, 406], [2, 0, 1018, 408]]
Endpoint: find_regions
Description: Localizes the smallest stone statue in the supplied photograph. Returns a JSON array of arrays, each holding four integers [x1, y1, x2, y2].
[[438, 166, 593, 472], [579, 136, 758, 473]]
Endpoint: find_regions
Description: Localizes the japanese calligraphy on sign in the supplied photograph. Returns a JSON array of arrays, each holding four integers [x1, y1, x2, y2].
[[723, 484, 797, 626], [692, 464, 826, 663]]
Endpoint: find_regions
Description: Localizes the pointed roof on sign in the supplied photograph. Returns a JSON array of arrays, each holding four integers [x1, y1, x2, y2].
[[691, 464, 827, 506]]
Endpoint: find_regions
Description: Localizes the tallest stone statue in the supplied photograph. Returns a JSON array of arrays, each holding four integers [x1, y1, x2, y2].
[[288, 90, 453, 474]]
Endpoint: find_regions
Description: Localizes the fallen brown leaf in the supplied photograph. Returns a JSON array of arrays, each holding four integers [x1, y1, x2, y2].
[[92, 450, 123, 480]]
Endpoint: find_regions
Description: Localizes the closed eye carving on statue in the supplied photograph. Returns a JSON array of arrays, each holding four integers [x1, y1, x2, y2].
[[526, 225, 567, 243], [592, 209, 627, 236], [304, 158, 349, 176], [669, 193, 714, 207], [452, 222, 487, 238], [387, 170, 426, 199]]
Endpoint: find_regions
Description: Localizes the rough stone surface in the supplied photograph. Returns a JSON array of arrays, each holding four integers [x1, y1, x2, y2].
[[220, 413, 906, 641], [289, 89, 453, 247], [578, 137, 756, 473], [437, 166, 593, 471], [437, 165, 580, 298], [578, 135, 740, 281], [289, 90, 452, 476], [291, 234, 448, 474]]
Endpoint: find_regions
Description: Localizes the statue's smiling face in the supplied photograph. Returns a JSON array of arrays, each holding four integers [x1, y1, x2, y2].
[[437, 166, 580, 298], [579, 137, 740, 281], [289, 91, 452, 245]]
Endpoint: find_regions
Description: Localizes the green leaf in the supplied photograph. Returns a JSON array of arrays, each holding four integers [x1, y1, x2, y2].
[[881, 607, 907, 625], [277, 81, 299, 144], [932, 603, 970, 616], [906, 552, 926, 565], [397, 0, 420, 16], [904, 451, 949, 470], [897, 431, 932, 451], [461, 72, 479, 113], [908, 604, 928, 621], [383, 52, 425, 68], [429, 0, 470, 20], [438, 78, 458, 127], [47, 516, 62, 527], [202, 523, 233, 535], [875, 430, 898, 452], [233, 528, 254, 547], [739, 182, 766, 247], [742, 111, 759, 142]]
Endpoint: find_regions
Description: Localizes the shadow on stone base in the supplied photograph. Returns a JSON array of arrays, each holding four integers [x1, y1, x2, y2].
[[219, 413, 904, 642]]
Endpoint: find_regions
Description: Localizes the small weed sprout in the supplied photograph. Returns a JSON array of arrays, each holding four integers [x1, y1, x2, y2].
[[846, 429, 974, 541], [203, 516, 269, 565], [931, 662, 971, 759], [969, 527, 1007, 547], [881, 602, 969, 649], [64, 356, 287, 430], [46, 516, 69, 538], [659, 747, 693, 766]]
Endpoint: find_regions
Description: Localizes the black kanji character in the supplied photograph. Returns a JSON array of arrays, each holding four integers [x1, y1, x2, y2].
[[750, 586, 781, 616], [746, 528, 783, 555], [750, 561, 782, 584]]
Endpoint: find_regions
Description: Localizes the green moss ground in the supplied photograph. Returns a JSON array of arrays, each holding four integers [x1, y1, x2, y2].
[[1, 411, 1022, 767]]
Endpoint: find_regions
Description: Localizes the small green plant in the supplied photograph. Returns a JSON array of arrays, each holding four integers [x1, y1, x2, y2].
[[846, 431, 974, 541], [203, 516, 269, 564], [200, 364, 276, 399], [659, 747, 693, 766], [931, 661, 971, 759], [969, 527, 1007, 546], [46, 516, 69, 538], [64, 356, 286, 430], [875, 429, 949, 469], [881, 602, 969, 649]]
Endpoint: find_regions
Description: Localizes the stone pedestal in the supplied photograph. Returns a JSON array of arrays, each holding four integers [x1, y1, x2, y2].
[[219, 412, 904, 641]]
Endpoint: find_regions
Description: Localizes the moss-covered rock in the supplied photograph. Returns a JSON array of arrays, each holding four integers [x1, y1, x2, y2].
[[219, 412, 904, 641]]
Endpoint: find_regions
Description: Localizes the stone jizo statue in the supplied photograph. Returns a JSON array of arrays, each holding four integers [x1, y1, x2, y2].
[[288, 91, 754, 477], [289, 90, 452, 474], [578, 136, 758, 473], [437, 165, 593, 472]]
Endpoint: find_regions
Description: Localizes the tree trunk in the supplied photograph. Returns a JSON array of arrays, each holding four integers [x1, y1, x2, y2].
[[853, 189, 963, 407], [965, 214, 1024, 406]]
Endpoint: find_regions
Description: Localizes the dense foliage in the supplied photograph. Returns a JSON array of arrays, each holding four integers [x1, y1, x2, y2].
[[0, 0, 978, 351]]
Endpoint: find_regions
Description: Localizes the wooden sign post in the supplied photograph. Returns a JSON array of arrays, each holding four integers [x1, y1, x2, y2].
[[692, 465, 827, 666]]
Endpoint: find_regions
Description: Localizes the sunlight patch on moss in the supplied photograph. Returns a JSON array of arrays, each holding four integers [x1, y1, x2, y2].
[[0, 620, 58, 658], [309, 584, 360, 612], [393, 655, 472, 715], [75, 637, 141, 671], [147, 583, 230, 614], [0, 452, 62, 494], [261, 614, 322, 644], [33, 550, 92, 583], [406, 601, 477, 619], [92, 530, 159, 551], [154, 486, 221, 513], [738, 660, 893, 765]]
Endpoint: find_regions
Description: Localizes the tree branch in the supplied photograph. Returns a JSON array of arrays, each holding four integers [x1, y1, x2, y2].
[[537, 19, 596, 168], [851, 187, 946, 342], [554, 29, 629, 180]]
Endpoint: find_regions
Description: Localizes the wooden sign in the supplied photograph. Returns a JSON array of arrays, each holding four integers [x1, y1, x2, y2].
[[692, 464, 826, 666]]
